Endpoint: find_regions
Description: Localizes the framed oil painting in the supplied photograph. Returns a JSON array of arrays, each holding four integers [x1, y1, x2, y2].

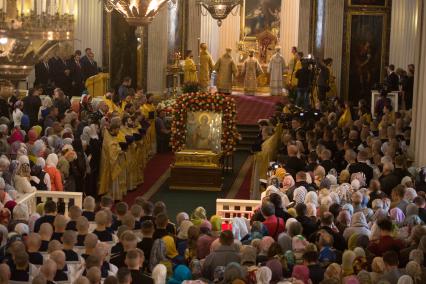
[[349, 0, 387, 8], [241, 0, 282, 39], [185, 111, 222, 153], [344, 12, 387, 103]]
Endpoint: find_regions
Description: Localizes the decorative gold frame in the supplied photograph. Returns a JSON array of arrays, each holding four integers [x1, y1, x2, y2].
[[239, 0, 281, 41], [342, 11, 388, 101], [349, 0, 388, 8]]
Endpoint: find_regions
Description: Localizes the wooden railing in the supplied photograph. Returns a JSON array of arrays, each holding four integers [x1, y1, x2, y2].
[[16, 191, 83, 217], [216, 198, 260, 223]]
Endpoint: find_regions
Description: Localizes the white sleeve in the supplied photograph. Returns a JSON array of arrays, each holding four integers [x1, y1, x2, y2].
[[44, 173, 51, 191]]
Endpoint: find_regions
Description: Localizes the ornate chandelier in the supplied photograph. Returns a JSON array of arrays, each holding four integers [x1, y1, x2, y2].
[[0, 0, 74, 97], [199, 0, 241, 26], [103, 0, 172, 26]]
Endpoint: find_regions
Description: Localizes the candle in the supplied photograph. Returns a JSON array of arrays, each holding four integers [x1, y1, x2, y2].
[[21, 0, 24, 15]]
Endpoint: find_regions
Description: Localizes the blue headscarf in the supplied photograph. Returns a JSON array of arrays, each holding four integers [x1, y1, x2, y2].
[[167, 265, 192, 284]]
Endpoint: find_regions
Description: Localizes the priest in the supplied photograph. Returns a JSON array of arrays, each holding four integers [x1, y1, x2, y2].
[[214, 48, 238, 94], [199, 43, 214, 91], [268, 46, 286, 96], [243, 49, 263, 96]]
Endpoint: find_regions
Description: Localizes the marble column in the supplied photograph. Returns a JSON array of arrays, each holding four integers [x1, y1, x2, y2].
[[218, 7, 240, 59], [389, 0, 420, 70], [298, 0, 312, 55], [74, 0, 103, 65], [200, 8, 220, 60], [186, 0, 202, 63], [147, 8, 169, 94], [280, 0, 300, 64], [324, 0, 344, 96], [411, 0, 426, 166]]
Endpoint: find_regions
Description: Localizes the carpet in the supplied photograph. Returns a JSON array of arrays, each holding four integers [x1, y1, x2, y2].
[[122, 153, 174, 206], [231, 94, 284, 125], [148, 151, 250, 219]]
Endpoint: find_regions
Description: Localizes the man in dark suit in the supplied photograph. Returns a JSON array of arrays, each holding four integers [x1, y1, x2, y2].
[[52, 54, 72, 98], [34, 57, 51, 88], [81, 48, 100, 82], [68, 50, 85, 97], [386, 64, 400, 91]]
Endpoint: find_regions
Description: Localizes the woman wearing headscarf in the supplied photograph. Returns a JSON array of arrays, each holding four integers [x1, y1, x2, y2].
[[167, 265, 192, 284], [222, 262, 245, 283], [83, 124, 101, 198], [176, 212, 189, 229], [400, 225, 426, 267], [405, 261, 423, 284], [196, 221, 215, 260], [343, 212, 371, 241], [210, 215, 222, 238], [390, 207, 406, 227], [292, 264, 310, 284], [277, 232, 292, 253], [336, 210, 352, 234], [185, 226, 199, 263], [342, 250, 356, 277], [324, 263, 342, 281], [397, 275, 414, 284], [176, 220, 193, 257], [402, 204, 424, 227], [70, 138, 87, 193], [267, 259, 284, 284], [370, 257, 385, 283], [256, 266, 272, 284], [162, 235, 182, 265], [191, 207, 207, 226], [152, 263, 168, 284], [14, 155, 36, 194], [44, 153, 63, 191], [257, 236, 275, 265]]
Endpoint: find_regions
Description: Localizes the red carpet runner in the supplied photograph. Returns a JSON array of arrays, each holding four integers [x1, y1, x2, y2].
[[123, 153, 174, 205], [231, 95, 284, 125]]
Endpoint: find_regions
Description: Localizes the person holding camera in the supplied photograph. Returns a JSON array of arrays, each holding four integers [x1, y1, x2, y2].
[[317, 58, 333, 102]]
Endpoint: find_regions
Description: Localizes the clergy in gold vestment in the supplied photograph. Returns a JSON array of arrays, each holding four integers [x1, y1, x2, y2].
[[184, 50, 198, 84], [268, 46, 286, 96], [214, 48, 238, 94], [199, 43, 214, 90], [98, 117, 123, 199], [243, 50, 263, 96], [141, 94, 157, 155], [287, 47, 300, 89]]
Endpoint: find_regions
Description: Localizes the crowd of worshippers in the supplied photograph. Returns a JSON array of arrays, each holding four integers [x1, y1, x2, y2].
[[0, 79, 164, 200], [1, 173, 426, 284]]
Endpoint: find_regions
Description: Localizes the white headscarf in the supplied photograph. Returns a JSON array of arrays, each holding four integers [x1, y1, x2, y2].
[[304, 191, 318, 207], [232, 217, 250, 241], [152, 264, 167, 284], [256, 266, 272, 284], [46, 153, 59, 167], [397, 275, 413, 284], [293, 186, 307, 204]]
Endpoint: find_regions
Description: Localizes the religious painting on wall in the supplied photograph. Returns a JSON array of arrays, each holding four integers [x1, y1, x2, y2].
[[349, 0, 387, 7], [242, 0, 281, 39], [345, 12, 387, 103], [185, 111, 222, 153], [167, 0, 182, 65]]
